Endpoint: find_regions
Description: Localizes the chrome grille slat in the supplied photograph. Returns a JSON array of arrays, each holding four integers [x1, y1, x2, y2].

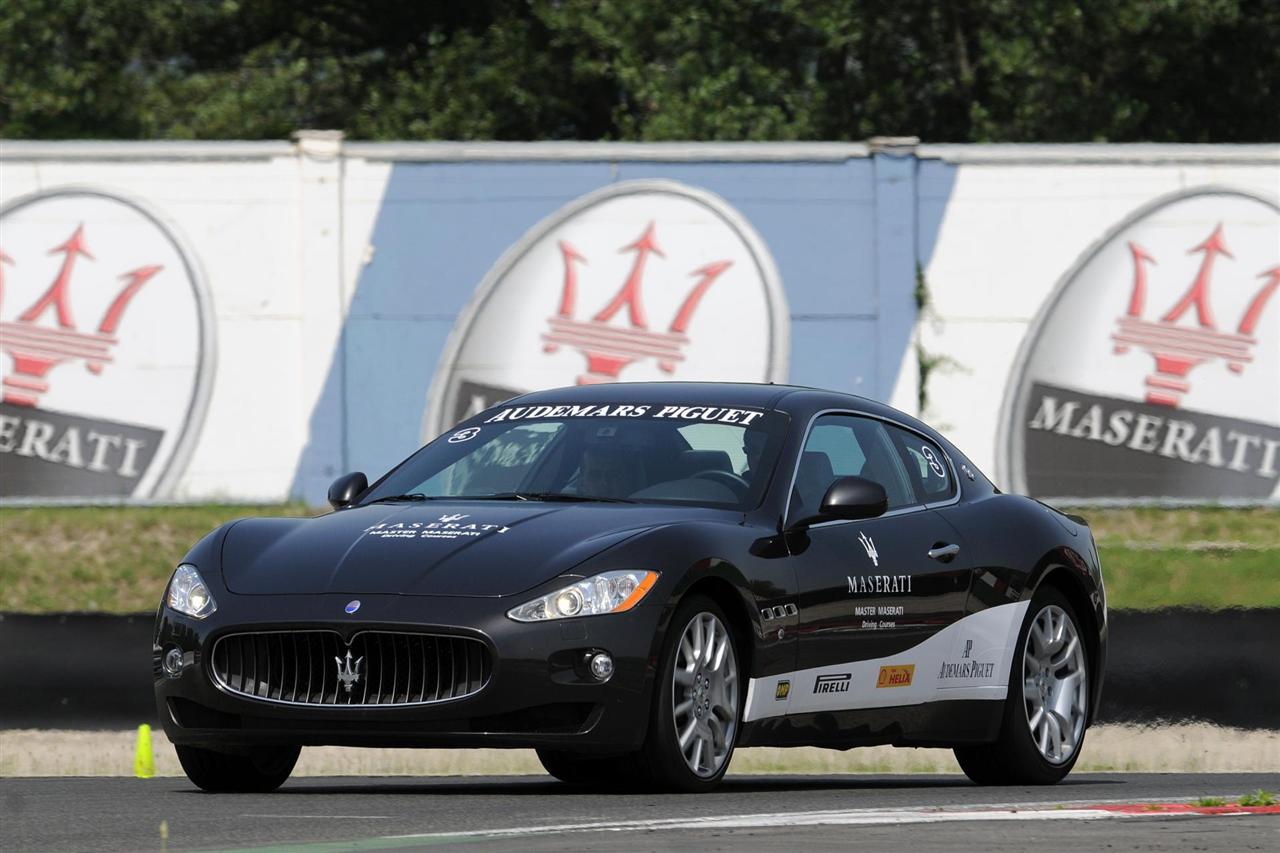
[[265, 634, 275, 700], [289, 634, 300, 703], [399, 635, 411, 704], [472, 641, 484, 694], [210, 630, 489, 707], [236, 636, 245, 693], [433, 637, 442, 701], [332, 630, 343, 701], [249, 634, 259, 696], [317, 633, 325, 703], [403, 636, 414, 705], [304, 633, 314, 703], [446, 637, 457, 700], [419, 635, 430, 701], [374, 634, 385, 704], [361, 635, 371, 705], [386, 635, 396, 701], [336, 634, 344, 704], [277, 634, 287, 700]]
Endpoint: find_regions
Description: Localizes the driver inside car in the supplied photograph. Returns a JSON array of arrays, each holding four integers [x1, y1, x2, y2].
[[741, 428, 767, 483], [576, 445, 644, 497]]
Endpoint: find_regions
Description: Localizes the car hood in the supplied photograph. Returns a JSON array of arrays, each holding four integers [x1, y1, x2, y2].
[[220, 501, 719, 598]]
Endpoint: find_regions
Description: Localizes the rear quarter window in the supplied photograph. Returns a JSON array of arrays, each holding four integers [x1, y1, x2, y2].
[[888, 426, 957, 503]]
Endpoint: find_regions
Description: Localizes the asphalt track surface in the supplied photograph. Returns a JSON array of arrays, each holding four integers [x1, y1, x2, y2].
[[3, 773, 1278, 852]]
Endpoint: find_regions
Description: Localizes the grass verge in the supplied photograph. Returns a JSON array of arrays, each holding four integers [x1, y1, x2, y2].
[[2, 723, 1277, 778], [0, 504, 311, 613], [0, 505, 1276, 613]]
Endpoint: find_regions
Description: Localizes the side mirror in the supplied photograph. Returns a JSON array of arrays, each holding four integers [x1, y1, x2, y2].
[[790, 476, 887, 529], [328, 471, 368, 510], [821, 476, 888, 520]]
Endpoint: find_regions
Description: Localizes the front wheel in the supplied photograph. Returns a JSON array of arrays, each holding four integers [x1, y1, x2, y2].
[[955, 586, 1090, 785], [175, 744, 300, 792], [635, 596, 743, 792]]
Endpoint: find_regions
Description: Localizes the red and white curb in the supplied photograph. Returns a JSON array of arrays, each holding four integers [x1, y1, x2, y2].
[[1088, 802, 1280, 817], [388, 799, 1280, 841]]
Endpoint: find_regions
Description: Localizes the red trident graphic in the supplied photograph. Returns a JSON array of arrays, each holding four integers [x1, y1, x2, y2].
[[0, 225, 160, 407], [1112, 223, 1280, 407], [541, 222, 732, 384]]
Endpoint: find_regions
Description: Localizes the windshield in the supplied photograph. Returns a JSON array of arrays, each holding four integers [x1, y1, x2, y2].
[[362, 402, 789, 511]]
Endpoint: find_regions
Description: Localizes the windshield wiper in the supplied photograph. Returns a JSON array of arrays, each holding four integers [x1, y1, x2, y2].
[[365, 493, 435, 504], [466, 492, 636, 504]]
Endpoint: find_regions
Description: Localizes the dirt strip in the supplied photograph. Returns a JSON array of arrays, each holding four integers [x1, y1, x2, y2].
[[2, 723, 1277, 778]]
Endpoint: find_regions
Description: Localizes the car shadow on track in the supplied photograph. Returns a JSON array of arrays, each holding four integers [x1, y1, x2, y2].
[[173, 775, 1126, 797]]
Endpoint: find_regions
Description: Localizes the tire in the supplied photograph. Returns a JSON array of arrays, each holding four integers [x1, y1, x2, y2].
[[634, 595, 744, 793], [175, 744, 300, 793], [955, 586, 1090, 785], [535, 749, 636, 786]]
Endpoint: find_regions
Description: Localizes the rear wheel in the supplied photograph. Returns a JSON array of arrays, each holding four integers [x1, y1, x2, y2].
[[175, 744, 300, 792], [955, 586, 1089, 785], [635, 596, 742, 792]]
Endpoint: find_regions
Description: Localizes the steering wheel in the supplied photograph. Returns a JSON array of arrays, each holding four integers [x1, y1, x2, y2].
[[691, 469, 750, 497]]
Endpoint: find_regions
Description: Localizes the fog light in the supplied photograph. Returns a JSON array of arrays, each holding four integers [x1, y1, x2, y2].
[[588, 651, 614, 682], [162, 647, 185, 679]]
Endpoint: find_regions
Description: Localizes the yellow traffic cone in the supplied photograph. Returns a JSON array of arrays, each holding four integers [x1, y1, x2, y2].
[[134, 724, 155, 779]]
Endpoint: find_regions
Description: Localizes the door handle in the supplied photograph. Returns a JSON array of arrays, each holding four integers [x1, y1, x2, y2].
[[928, 543, 961, 562]]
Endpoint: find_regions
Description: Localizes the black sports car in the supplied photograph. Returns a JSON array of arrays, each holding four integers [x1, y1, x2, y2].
[[155, 382, 1106, 792]]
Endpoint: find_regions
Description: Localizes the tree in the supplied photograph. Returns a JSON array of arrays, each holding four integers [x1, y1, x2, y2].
[[2, 0, 1276, 142]]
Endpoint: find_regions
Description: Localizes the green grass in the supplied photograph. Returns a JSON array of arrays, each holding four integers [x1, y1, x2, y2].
[[1099, 546, 1280, 609], [0, 504, 311, 613], [1238, 790, 1277, 807], [1191, 796, 1228, 807], [0, 504, 1275, 613], [1080, 505, 1280, 548], [1080, 506, 1280, 610]]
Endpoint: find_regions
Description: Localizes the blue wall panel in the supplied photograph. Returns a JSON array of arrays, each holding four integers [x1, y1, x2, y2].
[[612, 160, 878, 318], [292, 154, 960, 502], [788, 317, 881, 394]]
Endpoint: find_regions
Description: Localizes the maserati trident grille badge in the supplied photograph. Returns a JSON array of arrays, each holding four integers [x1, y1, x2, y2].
[[335, 649, 364, 694]]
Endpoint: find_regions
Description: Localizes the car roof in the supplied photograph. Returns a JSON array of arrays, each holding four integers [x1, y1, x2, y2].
[[488, 381, 998, 497]]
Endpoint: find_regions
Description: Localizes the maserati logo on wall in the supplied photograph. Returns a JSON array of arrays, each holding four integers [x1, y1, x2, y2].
[[1000, 188, 1279, 500], [0, 188, 215, 499], [422, 180, 789, 438]]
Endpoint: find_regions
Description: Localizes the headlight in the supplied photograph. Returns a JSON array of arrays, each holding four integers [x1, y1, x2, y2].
[[507, 570, 658, 622], [166, 564, 217, 619]]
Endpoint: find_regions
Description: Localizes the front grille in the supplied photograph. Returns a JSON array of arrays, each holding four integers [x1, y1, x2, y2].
[[210, 630, 491, 707]]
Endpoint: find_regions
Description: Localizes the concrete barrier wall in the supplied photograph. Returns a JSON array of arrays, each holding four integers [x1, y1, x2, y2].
[[1, 140, 1276, 504], [1, 610, 1275, 731]]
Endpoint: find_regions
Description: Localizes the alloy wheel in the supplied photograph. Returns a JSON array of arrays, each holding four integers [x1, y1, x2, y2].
[[1022, 604, 1088, 764], [671, 611, 739, 778]]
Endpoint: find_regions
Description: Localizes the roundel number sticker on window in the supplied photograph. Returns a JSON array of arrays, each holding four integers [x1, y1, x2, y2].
[[921, 446, 946, 478], [448, 427, 481, 443]]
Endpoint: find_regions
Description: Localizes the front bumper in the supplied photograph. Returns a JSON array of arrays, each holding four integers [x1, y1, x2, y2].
[[154, 591, 664, 753]]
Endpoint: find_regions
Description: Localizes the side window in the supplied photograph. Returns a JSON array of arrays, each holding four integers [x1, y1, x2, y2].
[[888, 426, 957, 503], [789, 415, 917, 519]]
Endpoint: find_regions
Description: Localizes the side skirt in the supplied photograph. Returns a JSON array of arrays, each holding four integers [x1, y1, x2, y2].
[[738, 699, 1003, 749]]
